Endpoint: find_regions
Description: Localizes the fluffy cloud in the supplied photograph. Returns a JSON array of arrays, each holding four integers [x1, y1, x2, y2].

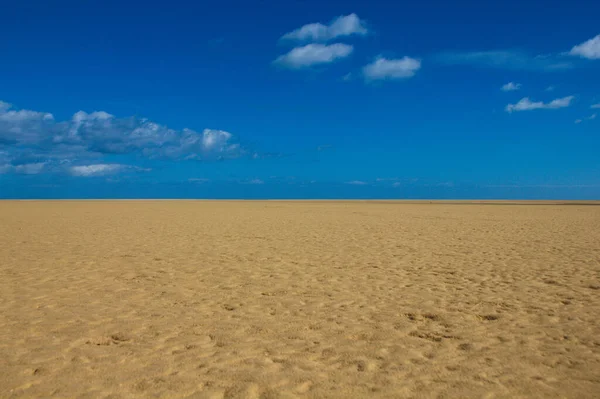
[[501, 82, 521, 91], [363, 56, 421, 80], [591, 103, 600, 109], [0, 101, 55, 146], [436, 50, 573, 71], [275, 43, 353, 68], [569, 34, 600, 59], [506, 96, 574, 112], [57, 110, 239, 160], [281, 14, 367, 42], [0, 100, 242, 175]]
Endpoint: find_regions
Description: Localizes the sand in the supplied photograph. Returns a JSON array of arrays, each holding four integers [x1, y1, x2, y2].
[[1, 201, 599, 398]]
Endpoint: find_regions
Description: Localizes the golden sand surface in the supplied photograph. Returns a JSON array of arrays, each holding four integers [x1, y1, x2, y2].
[[1, 201, 599, 398]]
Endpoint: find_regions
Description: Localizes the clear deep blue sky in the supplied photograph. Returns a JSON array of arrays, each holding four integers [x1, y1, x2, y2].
[[1, 0, 599, 199]]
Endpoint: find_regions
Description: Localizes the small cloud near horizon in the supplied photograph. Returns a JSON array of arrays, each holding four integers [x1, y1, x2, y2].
[[0, 162, 47, 175], [346, 180, 368, 185], [70, 164, 149, 177], [484, 184, 600, 188], [244, 178, 264, 185], [506, 96, 574, 112], [501, 82, 521, 91], [575, 113, 597, 123]]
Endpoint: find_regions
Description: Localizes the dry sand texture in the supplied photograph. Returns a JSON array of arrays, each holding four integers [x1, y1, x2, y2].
[[1, 201, 599, 398]]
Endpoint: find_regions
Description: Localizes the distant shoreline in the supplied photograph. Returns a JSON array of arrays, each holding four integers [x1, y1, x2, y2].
[[1, 199, 599, 205]]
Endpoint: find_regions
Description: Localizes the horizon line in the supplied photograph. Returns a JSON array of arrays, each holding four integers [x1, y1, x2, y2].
[[1, 199, 599, 205]]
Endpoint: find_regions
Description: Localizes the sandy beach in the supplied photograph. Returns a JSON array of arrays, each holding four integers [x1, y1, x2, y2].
[[1, 200, 599, 398]]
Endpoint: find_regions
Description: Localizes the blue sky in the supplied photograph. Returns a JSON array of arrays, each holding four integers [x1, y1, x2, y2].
[[1, 0, 599, 199]]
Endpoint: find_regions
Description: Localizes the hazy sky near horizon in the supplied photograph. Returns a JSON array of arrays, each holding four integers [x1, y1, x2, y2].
[[1, 0, 599, 199]]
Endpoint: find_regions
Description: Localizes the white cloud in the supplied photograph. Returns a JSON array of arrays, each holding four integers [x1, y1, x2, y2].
[[188, 178, 210, 183], [0, 108, 53, 124], [202, 129, 231, 150], [569, 34, 600, 59], [281, 14, 367, 42], [69, 164, 139, 177], [575, 119, 583, 124], [363, 56, 421, 80], [274, 43, 353, 68], [0, 102, 55, 146], [347, 180, 367, 185], [436, 50, 573, 71], [591, 103, 600, 109], [590, 113, 597, 120], [505, 96, 574, 112], [0, 100, 243, 175], [545, 86, 555, 92], [501, 82, 521, 91]]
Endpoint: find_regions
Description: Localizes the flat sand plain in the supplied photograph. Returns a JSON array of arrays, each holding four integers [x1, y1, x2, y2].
[[1, 201, 599, 398]]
